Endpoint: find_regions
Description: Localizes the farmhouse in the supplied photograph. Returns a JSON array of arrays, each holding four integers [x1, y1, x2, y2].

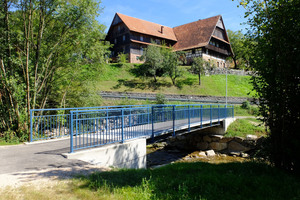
[[106, 13, 233, 67]]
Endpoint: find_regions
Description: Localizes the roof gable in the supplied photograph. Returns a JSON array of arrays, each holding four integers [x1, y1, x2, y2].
[[172, 15, 220, 51], [116, 13, 177, 41]]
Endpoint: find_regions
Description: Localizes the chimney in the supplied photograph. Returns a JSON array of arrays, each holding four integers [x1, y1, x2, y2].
[[161, 26, 164, 34]]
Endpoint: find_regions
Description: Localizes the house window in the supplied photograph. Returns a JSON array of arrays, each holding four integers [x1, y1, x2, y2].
[[114, 38, 117, 44], [123, 35, 126, 41], [140, 35, 143, 41], [192, 49, 196, 54], [118, 26, 121, 32]]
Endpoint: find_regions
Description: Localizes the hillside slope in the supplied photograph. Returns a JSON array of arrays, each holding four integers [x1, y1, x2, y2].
[[96, 64, 254, 97]]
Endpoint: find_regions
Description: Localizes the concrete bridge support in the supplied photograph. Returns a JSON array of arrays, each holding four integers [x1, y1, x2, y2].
[[64, 138, 147, 169], [203, 117, 236, 135]]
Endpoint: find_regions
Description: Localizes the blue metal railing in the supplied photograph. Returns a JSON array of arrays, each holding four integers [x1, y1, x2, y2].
[[69, 104, 234, 153], [30, 104, 234, 153], [30, 105, 150, 142]]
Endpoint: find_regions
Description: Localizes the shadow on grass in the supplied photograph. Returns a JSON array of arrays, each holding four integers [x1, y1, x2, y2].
[[78, 162, 300, 200], [112, 79, 173, 91]]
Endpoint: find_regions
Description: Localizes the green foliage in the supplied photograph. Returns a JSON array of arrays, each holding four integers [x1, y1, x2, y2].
[[235, 104, 259, 116], [155, 93, 167, 104], [239, 0, 300, 171], [140, 43, 164, 82], [0, 0, 110, 139], [190, 57, 209, 85], [241, 101, 251, 109], [141, 43, 183, 85], [227, 29, 254, 69], [226, 118, 266, 137], [161, 47, 183, 86], [117, 53, 128, 64]]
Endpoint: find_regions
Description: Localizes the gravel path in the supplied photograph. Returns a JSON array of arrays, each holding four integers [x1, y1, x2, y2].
[[0, 165, 109, 188]]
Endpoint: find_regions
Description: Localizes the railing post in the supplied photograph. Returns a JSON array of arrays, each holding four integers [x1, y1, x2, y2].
[[151, 106, 154, 140], [30, 110, 33, 142], [147, 107, 150, 125], [173, 105, 175, 137], [210, 105, 212, 126], [121, 109, 124, 143], [106, 109, 109, 134], [232, 105, 234, 118], [225, 104, 227, 119], [70, 111, 74, 153], [218, 105, 220, 124], [129, 108, 131, 127], [200, 105, 203, 128], [188, 105, 190, 132]]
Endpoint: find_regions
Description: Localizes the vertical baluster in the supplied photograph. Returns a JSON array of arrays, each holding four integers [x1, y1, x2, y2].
[[70, 111, 74, 153], [188, 105, 190, 132], [200, 105, 203, 128], [173, 105, 175, 137], [210, 105, 212, 126]]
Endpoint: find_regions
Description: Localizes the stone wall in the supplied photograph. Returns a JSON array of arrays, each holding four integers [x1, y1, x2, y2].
[[167, 131, 265, 156], [206, 68, 253, 76]]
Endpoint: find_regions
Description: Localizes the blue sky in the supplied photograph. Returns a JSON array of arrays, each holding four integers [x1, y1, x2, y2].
[[97, 0, 248, 33]]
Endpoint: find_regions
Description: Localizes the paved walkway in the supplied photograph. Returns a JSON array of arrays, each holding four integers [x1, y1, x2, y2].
[[0, 139, 86, 175]]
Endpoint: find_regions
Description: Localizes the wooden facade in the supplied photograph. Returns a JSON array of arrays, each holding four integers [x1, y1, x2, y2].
[[106, 13, 233, 66]]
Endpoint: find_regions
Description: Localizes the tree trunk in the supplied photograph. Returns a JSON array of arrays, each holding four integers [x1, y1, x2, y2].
[[233, 56, 238, 69], [198, 73, 201, 85], [153, 74, 157, 83], [24, 0, 33, 139]]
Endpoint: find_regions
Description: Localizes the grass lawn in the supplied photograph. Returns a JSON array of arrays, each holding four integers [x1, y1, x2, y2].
[[225, 118, 267, 138], [2, 162, 299, 200], [95, 64, 254, 97]]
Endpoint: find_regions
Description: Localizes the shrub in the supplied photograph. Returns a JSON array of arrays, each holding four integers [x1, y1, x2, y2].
[[155, 93, 167, 104], [117, 53, 128, 63], [241, 101, 251, 109]]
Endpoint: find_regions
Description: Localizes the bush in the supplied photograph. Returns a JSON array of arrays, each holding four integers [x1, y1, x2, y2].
[[117, 53, 128, 63], [241, 101, 251, 109], [155, 93, 167, 104]]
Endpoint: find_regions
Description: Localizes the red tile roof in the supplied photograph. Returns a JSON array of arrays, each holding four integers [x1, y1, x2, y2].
[[110, 13, 232, 54], [173, 16, 220, 51], [117, 13, 177, 41]]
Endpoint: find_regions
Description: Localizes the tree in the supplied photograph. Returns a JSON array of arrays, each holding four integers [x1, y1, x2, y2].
[[190, 57, 208, 85], [161, 47, 182, 86], [238, 0, 300, 172], [140, 43, 164, 82], [0, 0, 110, 140], [227, 29, 254, 69]]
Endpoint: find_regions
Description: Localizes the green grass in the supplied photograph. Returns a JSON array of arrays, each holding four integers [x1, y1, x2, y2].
[[95, 64, 254, 97], [225, 118, 267, 137], [3, 162, 299, 200], [234, 104, 259, 116], [0, 140, 20, 146]]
